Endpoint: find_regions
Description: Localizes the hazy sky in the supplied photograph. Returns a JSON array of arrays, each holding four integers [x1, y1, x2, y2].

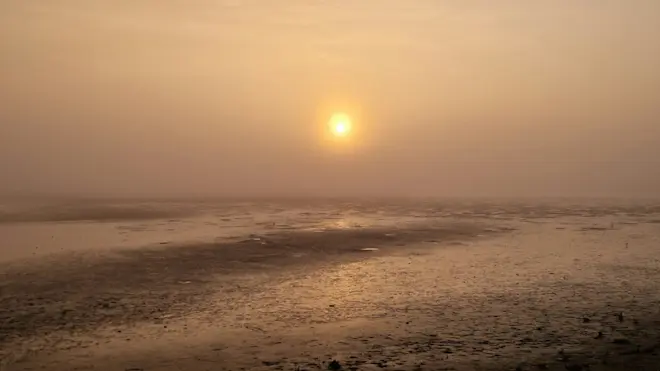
[[2, 1, 659, 198]]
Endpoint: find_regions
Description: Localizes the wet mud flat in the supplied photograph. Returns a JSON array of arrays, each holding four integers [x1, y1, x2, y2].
[[3, 219, 660, 370], [0, 222, 494, 363]]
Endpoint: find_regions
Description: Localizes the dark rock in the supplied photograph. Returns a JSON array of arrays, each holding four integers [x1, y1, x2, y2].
[[328, 360, 342, 370], [612, 338, 631, 345], [582, 317, 590, 323], [595, 331, 604, 339]]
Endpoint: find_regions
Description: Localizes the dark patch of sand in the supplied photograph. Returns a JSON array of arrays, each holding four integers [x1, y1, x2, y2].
[[0, 222, 490, 350]]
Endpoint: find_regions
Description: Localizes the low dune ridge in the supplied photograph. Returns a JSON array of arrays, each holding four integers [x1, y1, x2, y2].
[[0, 202, 196, 224]]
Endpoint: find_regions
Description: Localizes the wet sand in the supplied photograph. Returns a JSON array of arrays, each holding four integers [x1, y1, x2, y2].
[[2, 207, 660, 370]]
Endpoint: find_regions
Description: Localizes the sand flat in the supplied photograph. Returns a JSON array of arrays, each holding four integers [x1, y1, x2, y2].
[[2, 201, 660, 370]]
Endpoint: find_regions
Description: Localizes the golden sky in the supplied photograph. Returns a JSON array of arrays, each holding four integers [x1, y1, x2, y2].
[[1, 1, 659, 197]]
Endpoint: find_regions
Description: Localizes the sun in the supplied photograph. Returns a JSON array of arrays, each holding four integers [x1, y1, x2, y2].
[[328, 113, 352, 137]]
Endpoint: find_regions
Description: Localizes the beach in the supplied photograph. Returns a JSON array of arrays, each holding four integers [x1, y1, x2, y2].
[[2, 199, 660, 370]]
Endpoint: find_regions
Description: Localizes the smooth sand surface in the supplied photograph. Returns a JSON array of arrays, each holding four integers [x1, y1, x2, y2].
[[2, 208, 660, 370]]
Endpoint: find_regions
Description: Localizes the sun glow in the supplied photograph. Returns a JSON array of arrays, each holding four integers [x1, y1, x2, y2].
[[329, 113, 352, 137]]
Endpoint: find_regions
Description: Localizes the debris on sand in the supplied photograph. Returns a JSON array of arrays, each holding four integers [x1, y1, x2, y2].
[[557, 349, 570, 362], [360, 247, 379, 252], [240, 234, 267, 244], [328, 360, 342, 370], [373, 360, 387, 368], [616, 312, 624, 322]]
